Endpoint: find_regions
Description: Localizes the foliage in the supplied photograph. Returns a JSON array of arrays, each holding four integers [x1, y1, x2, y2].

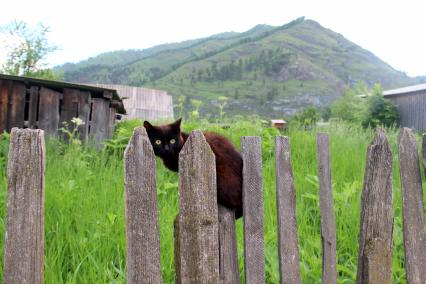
[[331, 85, 366, 123], [0, 132, 10, 169], [217, 96, 228, 121], [103, 119, 143, 155], [59, 117, 85, 146], [321, 106, 332, 122], [361, 84, 400, 128], [293, 106, 320, 127], [0, 20, 62, 80]]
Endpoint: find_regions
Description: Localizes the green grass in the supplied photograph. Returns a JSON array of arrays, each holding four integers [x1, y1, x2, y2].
[[0, 120, 424, 283]]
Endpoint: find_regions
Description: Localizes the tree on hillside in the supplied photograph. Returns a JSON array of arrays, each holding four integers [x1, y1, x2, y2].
[[0, 20, 61, 80]]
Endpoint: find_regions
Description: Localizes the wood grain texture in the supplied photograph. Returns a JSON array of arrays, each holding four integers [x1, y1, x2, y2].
[[4, 128, 45, 284], [60, 88, 91, 141], [28, 86, 39, 129], [218, 205, 240, 284], [398, 127, 426, 284], [357, 128, 393, 284], [0, 79, 9, 133], [7, 82, 26, 130], [241, 136, 265, 284], [89, 98, 110, 146], [316, 133, 337, 284], [38, 87, 60, 136], [275, 136, 301, 284], [124, 126, 162, 283], [177, 130, 219, 283]]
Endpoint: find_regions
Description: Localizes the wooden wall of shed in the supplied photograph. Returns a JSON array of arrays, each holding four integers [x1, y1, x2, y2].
[[387, 91, 426, 131], [38, 87, 60, 136], [89, 98, 111, 146], [0, 80, 26, 133], [94, 84, 174, 121], [1, 79, 117, 144]]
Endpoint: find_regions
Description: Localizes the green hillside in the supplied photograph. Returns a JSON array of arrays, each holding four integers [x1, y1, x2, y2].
[[59, 18, 420, 118]]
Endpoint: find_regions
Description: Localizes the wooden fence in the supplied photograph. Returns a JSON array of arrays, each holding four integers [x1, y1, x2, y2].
[[3, 127, 426, 283]]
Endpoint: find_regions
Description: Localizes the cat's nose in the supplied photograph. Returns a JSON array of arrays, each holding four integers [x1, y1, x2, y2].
[[164, 145, 170, 151]]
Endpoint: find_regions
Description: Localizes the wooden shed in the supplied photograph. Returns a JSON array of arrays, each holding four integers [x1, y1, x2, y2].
[[0, 74, 125, 144], [92, 84, 174, 121], [384, 83, 426, 131]]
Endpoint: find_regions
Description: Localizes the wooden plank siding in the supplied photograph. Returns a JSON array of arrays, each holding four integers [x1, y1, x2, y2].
[[89, 98, 110, 146], [38, 87, 60, 136], [0, 79, 10, 133], [7, 82, 26, 131], [386, 90, 426, 131], [93, 84, 174, 121]]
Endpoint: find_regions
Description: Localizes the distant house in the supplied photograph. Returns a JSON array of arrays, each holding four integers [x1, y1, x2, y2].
[[92, 84, 174, 121], [384, 83, 426, 131], [0, 74, 125, 144], [270, 119, 287, 130]]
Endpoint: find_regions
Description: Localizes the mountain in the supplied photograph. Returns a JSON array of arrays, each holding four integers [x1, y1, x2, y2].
[[57, 18, 421, 118]]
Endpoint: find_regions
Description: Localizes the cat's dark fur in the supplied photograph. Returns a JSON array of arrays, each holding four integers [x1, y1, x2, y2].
[[143, 118, 243, 218]]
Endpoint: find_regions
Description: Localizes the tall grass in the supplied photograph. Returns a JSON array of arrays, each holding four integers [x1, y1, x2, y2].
[[0, 121, 423, 283]]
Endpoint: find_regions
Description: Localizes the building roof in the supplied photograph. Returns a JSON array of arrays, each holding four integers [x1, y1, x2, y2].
[[0, 73, 126, 114], [384, 83, 426, 96], [271, 119, 287, 124]]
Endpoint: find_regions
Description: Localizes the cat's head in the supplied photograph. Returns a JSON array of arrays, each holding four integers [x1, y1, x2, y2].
[[143, 118, 184, 158]]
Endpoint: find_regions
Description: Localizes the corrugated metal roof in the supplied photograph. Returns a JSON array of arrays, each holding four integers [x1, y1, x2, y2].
[[384, 83, 426, 96]]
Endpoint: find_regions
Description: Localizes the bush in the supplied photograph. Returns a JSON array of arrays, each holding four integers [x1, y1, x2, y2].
[[361, 84, 399, 128]]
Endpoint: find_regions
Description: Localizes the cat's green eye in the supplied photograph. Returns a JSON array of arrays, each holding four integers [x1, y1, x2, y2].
[[170, 139, 176, 144], [155, 140, 162, 145]]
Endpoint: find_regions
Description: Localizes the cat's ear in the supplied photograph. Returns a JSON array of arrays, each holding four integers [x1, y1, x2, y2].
[[143, 121, 154, 131], [171, 118, 182, 129]]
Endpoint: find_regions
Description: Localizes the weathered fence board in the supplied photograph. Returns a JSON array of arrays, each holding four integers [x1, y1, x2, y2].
[[60, 88, 91, 140], [275, 136, 301, 284], [124, 127, 162, 284], [316, 133, 337, 284], [4, 128, 45, 284], [28, 86, 40, 128], [176, 130, 219, 283], [38, 87, 60, 136], [398, 128, 426, 284], [241, 136, 265, 283], [357, 128, 393, 284], [90, 98, 110, 146], [218, 205, 240, 284], [0, 79, 9, 133], [7, 82, 26, 130]]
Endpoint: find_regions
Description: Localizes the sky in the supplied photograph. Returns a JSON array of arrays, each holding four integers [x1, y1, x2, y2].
[[0, 0, 425, 77]]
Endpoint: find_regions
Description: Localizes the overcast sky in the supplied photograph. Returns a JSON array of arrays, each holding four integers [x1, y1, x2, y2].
[[1, 0, 425, 77]]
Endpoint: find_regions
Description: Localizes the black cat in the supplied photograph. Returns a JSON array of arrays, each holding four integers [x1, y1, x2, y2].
[[144, 118, 243, 218]]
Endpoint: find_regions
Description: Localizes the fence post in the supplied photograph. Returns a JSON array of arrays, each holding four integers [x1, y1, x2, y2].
[[124, 127, 162, 283], [241, 136, 265, 283], [218, 205, 240, 284], [175, 130, 219, 283], [4, 128, 45, 284], [356, 128, 393, 284], [275, 136, 301, 284], [316, 133, 337, 284], [398, 128, 426, 284]]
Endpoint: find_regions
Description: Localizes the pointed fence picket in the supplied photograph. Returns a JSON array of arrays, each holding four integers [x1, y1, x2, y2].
[[3, 127, 426, 283]]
